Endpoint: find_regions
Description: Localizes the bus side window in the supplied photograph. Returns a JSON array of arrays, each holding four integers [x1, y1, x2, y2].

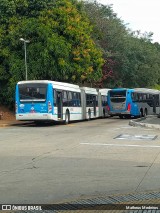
[[86, 94, 92, 107], [73, 92, 77, 106], [75, 92, 80, 107], [149, 94, 153, 101], [68, 91, 72, 107], [86, 94, 89, 107], [63, 91, 68, 106], [131, 92, 135, 101], [135, 93, 138, 101], [139, 94, 143, 102], [53, 89, 57, 107], [137, 93, 140, 102], [143, 94, 147, 101], [78, 93, 81, 106], [90, 95, 94, 107], [96, 95, 98, 106]]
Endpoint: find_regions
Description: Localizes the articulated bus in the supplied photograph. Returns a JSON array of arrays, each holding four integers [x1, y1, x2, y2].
[[15, 80, 110, 123], [107, 88, 160, 118]]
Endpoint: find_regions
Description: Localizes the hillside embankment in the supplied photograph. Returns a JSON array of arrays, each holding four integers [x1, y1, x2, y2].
[[0, 105, 15, 121]]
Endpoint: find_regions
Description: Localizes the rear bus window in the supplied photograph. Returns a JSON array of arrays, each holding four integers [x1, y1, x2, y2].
[[19, 83, 47, 102]]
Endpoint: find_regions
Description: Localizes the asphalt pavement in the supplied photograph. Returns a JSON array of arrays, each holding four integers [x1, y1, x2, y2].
[[0, 115, 160, 128], [0, 116, 160, 212]]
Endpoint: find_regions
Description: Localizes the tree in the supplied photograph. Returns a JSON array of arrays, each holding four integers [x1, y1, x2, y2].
[[84, 0, 160, 89], [84, 1, 130, 87], [0, 0, 104, 107]]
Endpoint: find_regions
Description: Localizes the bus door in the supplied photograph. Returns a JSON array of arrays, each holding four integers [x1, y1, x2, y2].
[[57, 91, 63, 119], [93, 95, 96, 116]]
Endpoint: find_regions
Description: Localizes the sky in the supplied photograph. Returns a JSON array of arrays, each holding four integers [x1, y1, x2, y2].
[[97, 0, 160, 43]]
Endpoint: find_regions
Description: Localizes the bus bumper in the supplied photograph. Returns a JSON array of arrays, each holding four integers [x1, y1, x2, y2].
[[16, 113, 53, 121], [109, 111, 130, 116]]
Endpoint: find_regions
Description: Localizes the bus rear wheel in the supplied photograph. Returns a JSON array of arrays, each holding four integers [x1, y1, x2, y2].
[[144, 109, 147, 117], [140, 109, 143, 118], [65, 111, 70, 125], [102, 110, 106, 118]]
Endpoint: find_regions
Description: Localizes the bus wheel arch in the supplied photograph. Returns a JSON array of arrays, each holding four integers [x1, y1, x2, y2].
[[65, 110, 70, 124]]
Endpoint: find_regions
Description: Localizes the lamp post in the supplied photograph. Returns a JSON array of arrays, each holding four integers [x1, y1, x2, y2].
[[20, 38, 30, 80]]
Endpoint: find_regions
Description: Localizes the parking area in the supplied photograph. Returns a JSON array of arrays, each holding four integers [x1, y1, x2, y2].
[[0, 117, 160, 205]]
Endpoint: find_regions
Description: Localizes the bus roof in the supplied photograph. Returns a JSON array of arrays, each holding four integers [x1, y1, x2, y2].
[[109, 88, 133, 92], [17, 80, 80, 90], [98, 88, 110, 95], [80, 87, 98, 95], [133, 88, 160, 94], [109, 88, 160, 94]]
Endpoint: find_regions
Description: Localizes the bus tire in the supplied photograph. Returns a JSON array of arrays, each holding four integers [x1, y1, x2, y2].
[[103, 109, 106, 118], [65, 111, 70, 124], [124, 115, 131, 119], [140, 109, 143, 117], [119, 115, 123, 119], [88, 109, 91, 120], [144, 109, 147, 117]]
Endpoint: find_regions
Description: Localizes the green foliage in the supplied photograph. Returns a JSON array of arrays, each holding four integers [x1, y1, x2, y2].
[[152, 84, 160, 90], [1, 0, 160, 109], [0, 0, 103, 107], [84, 1, 160, 89]]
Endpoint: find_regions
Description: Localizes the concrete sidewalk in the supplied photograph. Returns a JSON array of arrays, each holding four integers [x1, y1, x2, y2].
[[129, 115, 160, 130]]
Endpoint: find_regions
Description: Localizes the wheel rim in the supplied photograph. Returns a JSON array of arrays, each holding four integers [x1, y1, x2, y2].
[[65, 113, 69, 124]]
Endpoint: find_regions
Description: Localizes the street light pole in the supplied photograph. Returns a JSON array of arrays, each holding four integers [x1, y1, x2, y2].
[[20, 38, 30, 80]]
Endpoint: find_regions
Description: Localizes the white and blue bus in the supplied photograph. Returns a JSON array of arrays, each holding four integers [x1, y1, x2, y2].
[[16, 80, 82, 124], [15, 80, 110, 123], [107, 88, 160, 118]]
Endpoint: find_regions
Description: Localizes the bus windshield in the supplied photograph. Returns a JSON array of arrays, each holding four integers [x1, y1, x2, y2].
[[109, 90, 126, 103], [18, 83, 47, 102]]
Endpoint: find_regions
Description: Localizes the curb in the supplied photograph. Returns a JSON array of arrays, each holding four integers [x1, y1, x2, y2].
[[129, 116, 160, 130]]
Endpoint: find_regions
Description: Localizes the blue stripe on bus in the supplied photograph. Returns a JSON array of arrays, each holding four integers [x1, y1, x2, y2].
[[53, 113, 82, 115]]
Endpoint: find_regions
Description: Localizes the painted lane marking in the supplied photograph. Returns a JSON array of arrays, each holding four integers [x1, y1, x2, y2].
[[80, 142, 160, 148], [114, 134, 157, 140]]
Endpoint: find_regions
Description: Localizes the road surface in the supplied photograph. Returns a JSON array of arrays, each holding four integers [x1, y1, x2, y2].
[[0, 117, 160, 204]]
